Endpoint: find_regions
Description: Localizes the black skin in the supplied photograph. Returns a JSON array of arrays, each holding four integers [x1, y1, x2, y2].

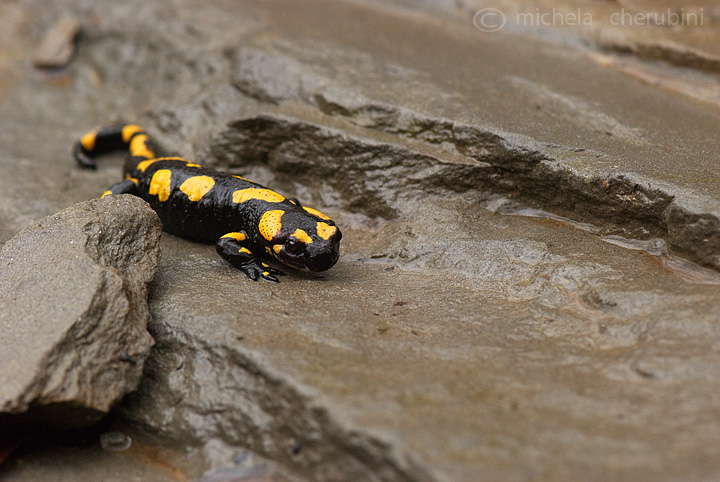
[[74, 125, 342, 282]]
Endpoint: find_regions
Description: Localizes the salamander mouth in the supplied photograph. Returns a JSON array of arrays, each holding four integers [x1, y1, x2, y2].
[[309, 250, 340, 272], [279, 249, 339, 273], [280, 258, 309, 271]]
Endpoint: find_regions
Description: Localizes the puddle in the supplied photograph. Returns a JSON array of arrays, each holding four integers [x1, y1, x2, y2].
[[483, 195, 602, 233], [601, 235, 720, 285], [483, 194, 720, 285]]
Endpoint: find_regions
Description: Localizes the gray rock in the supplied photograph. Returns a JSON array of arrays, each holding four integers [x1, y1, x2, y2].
[[32, 16, 81, 69], [0, 195, 161, 438]]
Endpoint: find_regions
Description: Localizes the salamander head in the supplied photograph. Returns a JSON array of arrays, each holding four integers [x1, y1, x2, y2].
[[259, 206, 342, 272]]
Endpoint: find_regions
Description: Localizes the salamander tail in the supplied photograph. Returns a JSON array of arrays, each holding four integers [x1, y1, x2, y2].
[[73, 124, 156, 169]]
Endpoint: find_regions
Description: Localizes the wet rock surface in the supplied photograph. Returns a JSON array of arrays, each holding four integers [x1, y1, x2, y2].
[[1, 0, 720, 481], [0, 196, 160, 438]]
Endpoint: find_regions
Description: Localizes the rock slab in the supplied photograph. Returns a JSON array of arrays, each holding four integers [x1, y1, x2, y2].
[[0, 195, 161, 439]]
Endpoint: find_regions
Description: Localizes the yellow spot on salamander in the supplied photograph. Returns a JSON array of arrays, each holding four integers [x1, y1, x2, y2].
[[259, 210, 284, 241], [149, 169, 172, 202], [232, 188, 285, 204], [291, 229, 313, 244], [179, 175, 215, 202], [233, 175, 249, 181], [121, 125, 144, 143], [136, 156, 185, 173], [157, 156, 186, 162], [185, 162, 201, 168], [129, 134, 155, 159], [221, 232, 247, 242], [136, 159, 158, 172], [124, 174, 139, 186], [238, 247, 252, 255], [303, 206, 331, 220], [316, 222, 337, 240], [101, 190, 112, 198], [80, 130, 97, 151], [272, 244, 282, 256]]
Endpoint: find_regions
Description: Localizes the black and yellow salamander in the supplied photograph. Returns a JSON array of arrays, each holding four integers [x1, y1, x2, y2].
[[73, 124, 342, 282]]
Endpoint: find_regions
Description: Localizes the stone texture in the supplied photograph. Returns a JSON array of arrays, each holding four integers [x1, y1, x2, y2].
[[0, 195, 161, 438]]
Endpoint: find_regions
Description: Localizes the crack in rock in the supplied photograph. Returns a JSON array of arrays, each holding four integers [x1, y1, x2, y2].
[[202, 113, 687, 252], [202, 115, 495, 220], [122, 321, 437, 482]]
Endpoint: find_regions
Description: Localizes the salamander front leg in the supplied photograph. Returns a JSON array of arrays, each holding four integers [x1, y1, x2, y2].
[[100, 179, 139, 198], [216, 234, 285, 282]]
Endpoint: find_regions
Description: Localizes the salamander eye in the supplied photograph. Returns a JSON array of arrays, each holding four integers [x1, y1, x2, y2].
[[285, 238, 304, 255]]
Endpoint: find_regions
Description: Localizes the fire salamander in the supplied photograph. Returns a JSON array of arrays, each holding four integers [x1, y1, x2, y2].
[[73, 124, 341, 282]]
